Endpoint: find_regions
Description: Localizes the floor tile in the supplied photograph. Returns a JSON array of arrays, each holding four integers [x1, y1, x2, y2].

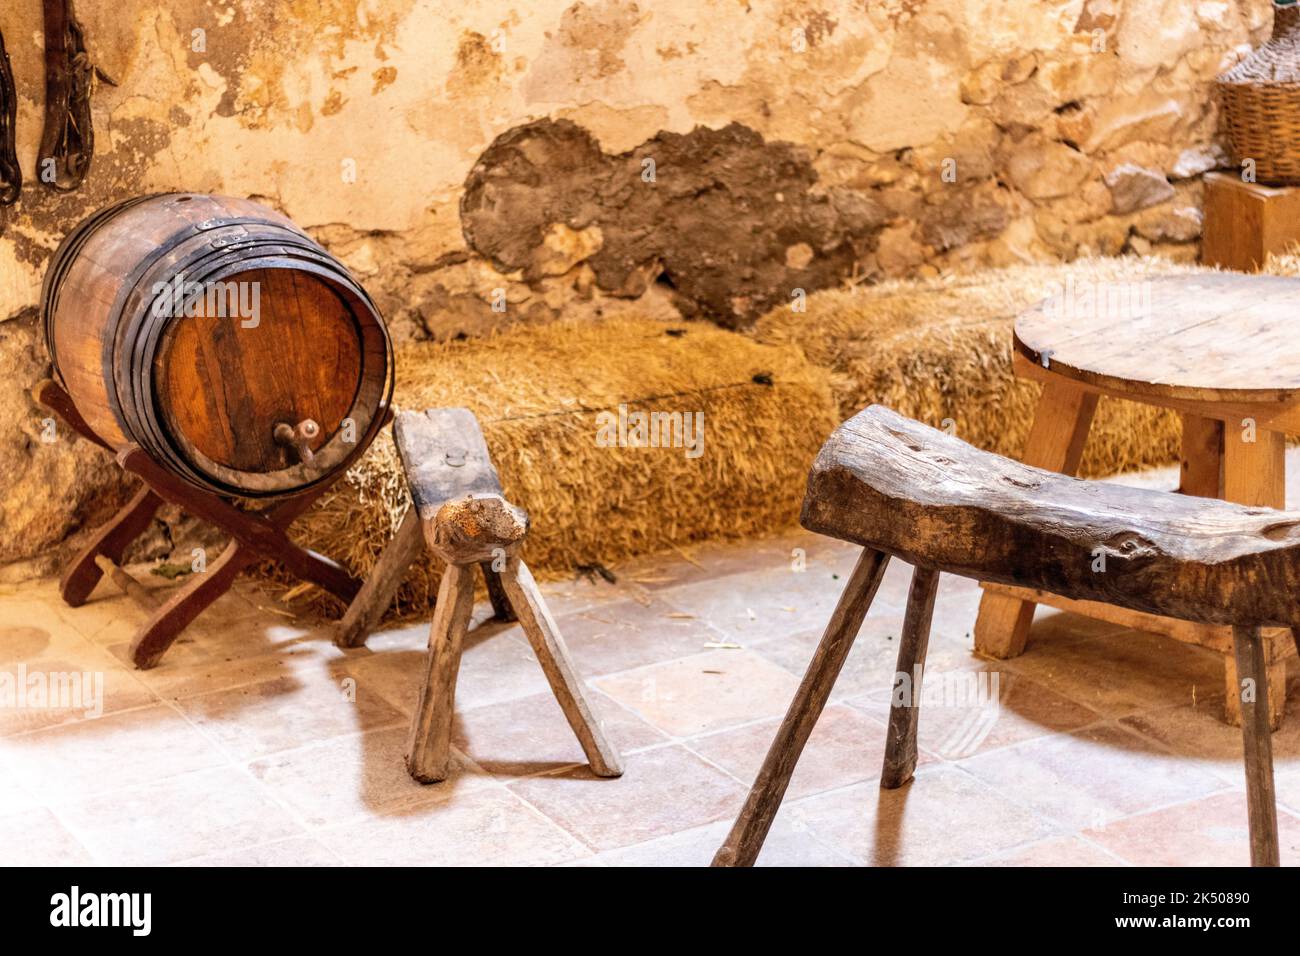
[[1004, 629, 1223, 719], [0, 625, 157, 736], [247, 725, 484, 828], [451, 690, 665, 778], [616, 528, 859, 594], [1121, 694, 1300, 788], [535, 575, 653, 617], [0, 807, 94, 865], [507, 745, 745, 851], [317, 787, 590, 866], [174, 670, 405, 762], [175, 836, 342, 866], [0, 760, 37, 816], [136, 647, 330, 701], [597, 813, 854, 867], [347, 629, 552, 718], [977, 835, 1125, 866], [551, 598, 730, 677], [959, 723, 1227, 830], [787, 764, 1059, 866], [1273, 767, 1300, 817], [54, 766, 304, 866], [849, 672, 1102, 760], [749, 611, 910, 701], [1084, 792, 1300, 867], [594, 649, 800, 737], [656, 554, 881, 647], [687, 703, 896, 799], [4, 703, 229, 803]]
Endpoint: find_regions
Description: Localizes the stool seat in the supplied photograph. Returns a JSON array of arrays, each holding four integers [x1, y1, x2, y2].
[[801, 405, 1300, 629]]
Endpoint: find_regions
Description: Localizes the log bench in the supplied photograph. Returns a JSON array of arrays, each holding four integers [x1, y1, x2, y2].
[[714, 404, 1298, 867], [336, 407, 622, 783]]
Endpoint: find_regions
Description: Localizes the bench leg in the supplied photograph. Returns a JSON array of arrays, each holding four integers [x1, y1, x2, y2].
[[1232, 625, 1280, 866], [406, 563, 476, 783], [713, 548, 891, 867], [882, 566, 939, 789], [1224, 647, 1287, 731], [973, 382, 1097, 658], [499, 557, 622, 778], [1223, 426, 1291, 729]]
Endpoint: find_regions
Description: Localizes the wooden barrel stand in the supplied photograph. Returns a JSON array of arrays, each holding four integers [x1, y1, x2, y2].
[[37, 378, 374, 669]]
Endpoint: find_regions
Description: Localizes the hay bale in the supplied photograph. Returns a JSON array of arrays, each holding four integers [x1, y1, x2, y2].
[[754, 257, 1216, 478], [1263, 251, 1300, 277], [276, 316, 838, 617]]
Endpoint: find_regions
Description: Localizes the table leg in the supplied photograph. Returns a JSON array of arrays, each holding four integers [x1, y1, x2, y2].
[[1179, 412, 1223, 498], [973, 381, 1099, 658], [1222, 424, 1289, 729]]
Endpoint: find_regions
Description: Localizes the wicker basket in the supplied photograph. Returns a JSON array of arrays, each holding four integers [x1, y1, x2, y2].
[[1218, 0, 1300, 185]]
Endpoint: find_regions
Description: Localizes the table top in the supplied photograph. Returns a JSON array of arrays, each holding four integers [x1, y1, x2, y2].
[[1014, 272, 1300, 404]]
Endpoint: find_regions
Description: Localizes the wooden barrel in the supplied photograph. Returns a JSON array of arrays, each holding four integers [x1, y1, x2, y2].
[[42, 193, 394, 498]]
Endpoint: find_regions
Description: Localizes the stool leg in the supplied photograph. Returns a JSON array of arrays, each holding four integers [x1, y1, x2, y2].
[[882, 566, 939, 789], [712, 548, 891, 867], [480, 561, 516, 622], [1232, 625, 1280, 866], [406, 563, 476, 783], [498, 557, 623, 778], [336, 507, 424, 648]]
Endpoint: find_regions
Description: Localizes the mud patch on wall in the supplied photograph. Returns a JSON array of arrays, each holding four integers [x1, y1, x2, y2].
[[461, 118, 886, 329]]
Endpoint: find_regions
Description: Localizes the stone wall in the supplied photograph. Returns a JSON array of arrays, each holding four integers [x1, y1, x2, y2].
[[0, 0, 1274, 574]]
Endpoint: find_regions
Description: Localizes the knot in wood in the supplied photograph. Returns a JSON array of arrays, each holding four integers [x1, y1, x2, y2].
[[1096, 531, 1160, 562], [428, 493, 529, 565]]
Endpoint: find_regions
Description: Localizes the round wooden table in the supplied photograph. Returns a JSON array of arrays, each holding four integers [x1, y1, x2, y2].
[[972, 272, 1300, 727]]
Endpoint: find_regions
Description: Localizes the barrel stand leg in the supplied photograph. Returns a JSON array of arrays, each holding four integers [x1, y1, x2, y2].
[[59, 486, 164, 607], [120, 456, 354, 669], [35, 379, 165, 608]]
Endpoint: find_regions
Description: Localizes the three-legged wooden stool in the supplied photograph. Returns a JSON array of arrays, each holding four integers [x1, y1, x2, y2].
[[715, 405, 1296, 867], [336, 407, 622, 783]]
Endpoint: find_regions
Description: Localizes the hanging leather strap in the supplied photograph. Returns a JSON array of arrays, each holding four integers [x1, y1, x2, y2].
[[0, 28, 19, 205], [37, 0, 96, 192]]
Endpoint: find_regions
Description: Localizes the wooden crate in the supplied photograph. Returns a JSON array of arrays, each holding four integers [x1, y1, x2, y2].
[[1202, 170, 1300, 272]]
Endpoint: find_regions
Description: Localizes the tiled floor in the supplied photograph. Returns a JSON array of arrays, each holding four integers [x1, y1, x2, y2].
[[3, 484, 1300, 866]]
